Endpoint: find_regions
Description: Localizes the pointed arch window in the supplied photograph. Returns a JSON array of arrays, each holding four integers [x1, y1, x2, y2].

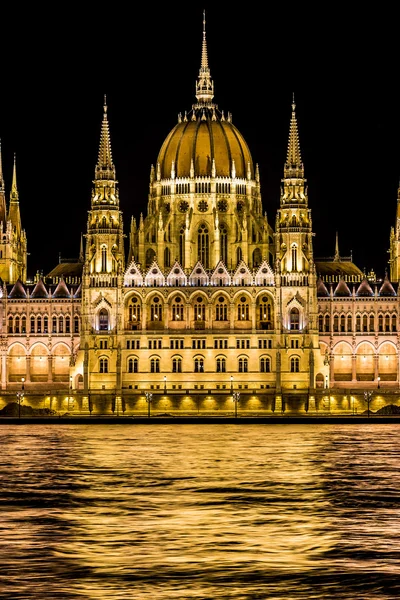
[[194, 297, 205, 321], [101, 246, 107, 272], [392, 315, 397, 332], [37, 315, 42, 333], [347, 314, 352, 332], [65, 316, 70, 334], [164, 247, 171, 268], [356, 315, 361, 332], [52, 316, 57, 333], [194, 357, 204, 373], [219, 224, 228, 265], [150, 357, 160, 373], [128, 357, 138, 373], [172, 357, 182, 373], [58, 316, 64, 333], [325, 314, 330, 332], [99, 357, 108, 373], [259, 296, 272, 326], [216, 357, 226, 373], [340, 315, 345, 332], [290, 357, 300, 373], [318, 314, 323, 332], [378, 314, 383, 332], [369, 314, 375, 332], [385, 314, 390, 332], [215, 296, 227, 321], [198, 224, 209, 268], [99, 308, 109, 331], [238, 297, 249, 321], [238, 357, 248, 373], [30, 316, 35, 333], [290, 307, 300, 330], [74, 316, 80, 333], [129, 298, 141, 323], [236, 247, 242, 265], [291, 244, 298, 271], [43, 316, 49, 333], [8, 316, 13, 334], [363, 315, 368, 332], [333, 315, 339, 332], [260, 357, 271, 373], [171, 296, 184, 321], [21, 316, 26, 334], [150, 297, 162, 322], [14, 315, 20, 334]]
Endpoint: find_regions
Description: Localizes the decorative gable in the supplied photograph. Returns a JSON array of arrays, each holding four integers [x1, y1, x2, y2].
[[145, 261, 165, 287], [232, 260, 253, 286], [356, 278, 374, 297], [334, 279, 351, 297], [210, 260, 231, 286], [316, 277, 329, 297], [8, 279, 27, 299], [31, 278, 49, 298], [52, 278, 70, 298], [379, 275, 396, 297], [166, 262, 187, 286], [124, 259, 144, 287], [254, 260, 275, 286], [189, 262, 209, 286]]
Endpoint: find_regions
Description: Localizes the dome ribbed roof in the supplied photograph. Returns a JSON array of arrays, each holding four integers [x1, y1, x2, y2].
[[157, 112, 254, 179]]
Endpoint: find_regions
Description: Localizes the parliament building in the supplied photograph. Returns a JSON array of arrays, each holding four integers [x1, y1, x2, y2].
[[1, 17, 400, 416]]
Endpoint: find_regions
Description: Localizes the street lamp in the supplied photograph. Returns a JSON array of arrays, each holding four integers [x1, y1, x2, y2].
[[233, 391, 240, 419], [364, 390, 373, 418], [145, 391, 153, 418], [164, 375, 167, 394], [69, 376, 73, 413], [17, 377, 25, 419], [230, 376, 233, 393], [377, 376, 380, 389]]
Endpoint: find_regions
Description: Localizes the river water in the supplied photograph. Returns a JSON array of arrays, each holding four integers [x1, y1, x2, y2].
[[0, 424, 399, 599]]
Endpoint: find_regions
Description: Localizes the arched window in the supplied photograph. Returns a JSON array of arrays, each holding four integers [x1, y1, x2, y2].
[[44, 316, 49, 333], [238, 357, 248, 373], [58, 316, 64, 333], [333, 315, 339, 332], [194, 297, 205, 320], [369, 314, 375, 332], [172, 357, 182, 373], [52, 316, 57, 333], [378, 314, 383, 332], [65, 316, 70, 334], [99, 357, 108, 373], [290, 357, 300, 372], [146, 248, 156, 268], [318, 315, 323, 332], [220, 224, 228, 265], [340, 315, 345, 332], [164, 247, 171, 268], [179, 227, 185, 267], [363, 315, 368, 332], [171, 296, 184, 321], [236, 247, 242, 265], [37, 315, 42, 333], [150, 297, 162, 322], [101, 246, 107, 272], [385, 315, 390, 332], [14, 316, 20, 334], [198, 224, 209, 268], [347, 314, 352, 332], [8, 316, 13, 334], [237, 297, 249, 321], [216, 357, 226, 373], [325, 315, 330, 332], [21, 316, 26, 334], [74, 316, 80, 333], [259, 297, 272, 322], [356, 315, 361, 332], [194, 357, 204, 373], [252, 248, 262, 268], [215, 296, 227, 321], [128, 357, 138, 373], [291, 244, 298, 271], [129, 297, 141, 323], [260, 357, 271, 373], [392, 314, 397, 332], [30, 316, 35, 333], [290, 307, 299, 330], [99, 308, 109, 331], [150, 358, 160, 373]]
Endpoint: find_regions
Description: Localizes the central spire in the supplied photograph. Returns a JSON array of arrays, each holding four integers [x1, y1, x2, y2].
[[284, 94, 304, 178], [195, 10, 214, 106], [95, 95, 115, 181]]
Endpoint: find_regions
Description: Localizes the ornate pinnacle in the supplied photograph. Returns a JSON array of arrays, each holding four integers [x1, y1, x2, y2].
[[95, 97, 115, 181], [284, 94, 304, 178], [195, 10, 214, 105]]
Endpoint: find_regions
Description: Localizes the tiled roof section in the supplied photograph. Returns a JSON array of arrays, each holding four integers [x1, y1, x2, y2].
[[356, 278, 374, 296], [73, 283, 82, 298], [315, 261, 364, 277], [8, 279, 27, 299], [52, 278, 70, 298], [46, 262, 84, 279], [379, 275, 396, 297], [31, 279, 48, 298], [316, 277, 329, 297], [333, 279, 351, 297]]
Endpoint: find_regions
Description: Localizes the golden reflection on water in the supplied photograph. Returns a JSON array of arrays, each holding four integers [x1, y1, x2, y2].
[[0, 424, 400, 599]]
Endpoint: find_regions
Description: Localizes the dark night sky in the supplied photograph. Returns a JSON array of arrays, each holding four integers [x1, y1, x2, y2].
[[0, 5, 399, 279]]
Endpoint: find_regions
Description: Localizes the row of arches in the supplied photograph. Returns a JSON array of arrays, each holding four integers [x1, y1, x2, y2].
[[7, 314, 80, 335], [319, 313, 397, 334]]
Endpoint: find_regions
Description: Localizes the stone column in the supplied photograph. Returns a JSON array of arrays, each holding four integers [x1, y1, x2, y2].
[[352, 354, 357, 382], [274, 350, 283, 412], [25, 355, 31, 383], [48, 355, 53, 382]]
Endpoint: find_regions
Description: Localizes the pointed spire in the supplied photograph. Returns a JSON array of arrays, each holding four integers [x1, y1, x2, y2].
[[195, 10, 214, 105], [284, 94, 304, 178], [8, 153, 22, 234], [95, 95, 116, 181], [0, 139, 4, 190], [334, 232, 340, 261], [0, 140, 6, 226], [11, 153, 18, 200], [79, 233, 84, 262]]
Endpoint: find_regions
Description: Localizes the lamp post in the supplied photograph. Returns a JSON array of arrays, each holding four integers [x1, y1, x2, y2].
[[377, 376, 380, 389], [17, 377, 25, 419], [145, 391, 153, 418], [364, 390, 372, 418], [69, 376, 72, 413], [164, 375, 167, 394], [230, 376, 233, 393], [233, 391, 240, 419]]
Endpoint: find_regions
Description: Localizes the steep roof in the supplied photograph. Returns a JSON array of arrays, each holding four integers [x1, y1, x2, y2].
[[8, 279, 27, 299], [379, 275, 396, 297], [316, 277, 329, 297], [356, 278, 374, 297], [333, 279, 351, 297], [30, 279, 48, 298], [46, 262, 84, 280], [52, 278, 70, 298], [315, 260, 364, 278]]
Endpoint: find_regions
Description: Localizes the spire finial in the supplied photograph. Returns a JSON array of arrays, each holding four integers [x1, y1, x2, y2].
[[12, 153, 18, 195], [0, 139, 4, 191], [95, 96, 115, 179], [104, 94, 107, 113], [195, 10, 214, 105], [334, 231, 340, 261], [284, 95, 304, 177], [292, 92, 295, 110]]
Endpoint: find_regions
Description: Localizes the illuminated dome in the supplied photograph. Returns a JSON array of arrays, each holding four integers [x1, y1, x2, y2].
[[155, 13, 254, 180]]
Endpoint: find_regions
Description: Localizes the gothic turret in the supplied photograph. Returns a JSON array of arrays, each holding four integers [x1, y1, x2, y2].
[[389, 182, 400, 282]]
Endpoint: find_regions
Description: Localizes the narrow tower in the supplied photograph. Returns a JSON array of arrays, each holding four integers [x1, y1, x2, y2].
[[389, 182, 400, 282]]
